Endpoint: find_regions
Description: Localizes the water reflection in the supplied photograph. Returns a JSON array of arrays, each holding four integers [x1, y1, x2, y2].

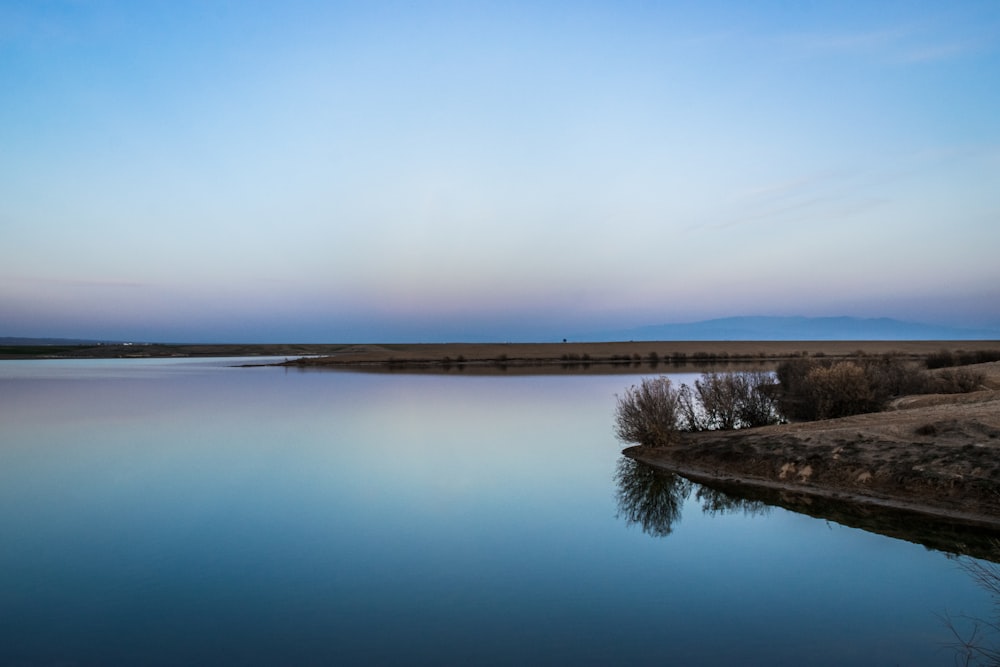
[[616, 457, 1000, 563], [947, 549, 1000, 665], [614, 458, 691, 537], [693, 485, 770, 519], [614, 457, 771, 537], [3, 361, 993, 666]]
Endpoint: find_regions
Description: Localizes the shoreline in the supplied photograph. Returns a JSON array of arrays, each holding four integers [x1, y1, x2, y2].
[[621, 451, 1000, 562], [4, 339, 1000, 365], [279, 340, 1000, 372], [626, 447, 1000, 531], [623, 361, 1000, 534]]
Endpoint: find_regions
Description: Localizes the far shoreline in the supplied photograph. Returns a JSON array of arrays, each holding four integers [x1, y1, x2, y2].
[[4, 339, 1000, 365], [278, 340, 1000, 372]]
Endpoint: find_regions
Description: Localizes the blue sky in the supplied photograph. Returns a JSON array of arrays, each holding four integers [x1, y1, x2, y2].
[[2, 1, 998, 342]]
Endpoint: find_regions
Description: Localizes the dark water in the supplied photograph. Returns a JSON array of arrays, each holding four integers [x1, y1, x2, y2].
[[0, 359, 994, 666]]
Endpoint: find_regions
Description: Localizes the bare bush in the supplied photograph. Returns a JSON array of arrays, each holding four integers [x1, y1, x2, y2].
[[927, 349, 1000, 369], [735, 370, 782, 427], [677, 383, 707, 432], [777, 356, 933, 421], [692, 371, 780, 429], [931, 368, 986, 394], [926, 349, 956, 370], [618, 371, 780, 440], [863, 355, 928, 397], [614, 376, 683, 446], [805, 361, 880, 419], [695, 372, 742, 430]]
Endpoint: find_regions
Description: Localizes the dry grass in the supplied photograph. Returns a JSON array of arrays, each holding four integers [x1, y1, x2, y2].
[[7, 340, 999, 366], [288, 340, 1000, 369]]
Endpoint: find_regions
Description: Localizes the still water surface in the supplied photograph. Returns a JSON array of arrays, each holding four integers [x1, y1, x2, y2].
[[0, 358, 994, 665]]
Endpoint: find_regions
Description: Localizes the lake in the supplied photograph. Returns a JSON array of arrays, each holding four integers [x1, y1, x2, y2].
[[0, 358, 995, 665]]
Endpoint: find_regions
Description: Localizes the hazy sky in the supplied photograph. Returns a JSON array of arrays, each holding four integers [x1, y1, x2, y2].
[[2, 1, 999, 342]]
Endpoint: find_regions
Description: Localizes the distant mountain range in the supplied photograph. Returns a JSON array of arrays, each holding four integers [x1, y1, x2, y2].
[[578, 316, 1000, 342]]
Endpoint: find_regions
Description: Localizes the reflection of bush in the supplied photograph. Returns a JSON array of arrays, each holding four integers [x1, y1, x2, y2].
[[694, 486, 770, 518], [615, 458, 691, 537], [615, 458, 773, 537], [946, 545, 1000, 665]]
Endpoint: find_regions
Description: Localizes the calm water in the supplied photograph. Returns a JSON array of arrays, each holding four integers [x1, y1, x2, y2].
[[0, 358, 995, 666]]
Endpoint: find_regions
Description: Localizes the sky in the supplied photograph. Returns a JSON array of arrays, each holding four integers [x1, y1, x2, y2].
[[1, 1, 999, 342]]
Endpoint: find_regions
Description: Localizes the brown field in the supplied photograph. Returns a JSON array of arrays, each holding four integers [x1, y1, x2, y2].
[[5, 339, 999, 365], [280, 339, 1000, 371]]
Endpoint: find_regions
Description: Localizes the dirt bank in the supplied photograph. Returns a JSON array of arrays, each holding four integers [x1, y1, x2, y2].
[[626, 361, 1000, 529]]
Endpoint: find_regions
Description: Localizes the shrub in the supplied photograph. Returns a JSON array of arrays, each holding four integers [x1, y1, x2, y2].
[[927, 349, 1000, 369], [614, 377, 682, 446], [862, 354, 928, 397], [930, 368, 985, 393], [614, 371, 782, 445], [925, 349, 955, 369], [695, 372, 742, 430], [676, 384, 706, 432], [663, 371, 780, 432], [734, 370, 782, 427], [775, 358, 821, 420], [805, 361, 880, 419], [775, 356, 926, 420]]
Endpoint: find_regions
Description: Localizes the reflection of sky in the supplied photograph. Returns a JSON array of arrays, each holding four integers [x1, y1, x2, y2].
[[1, 3, 999, 341], [0, 361, 992, 664]]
